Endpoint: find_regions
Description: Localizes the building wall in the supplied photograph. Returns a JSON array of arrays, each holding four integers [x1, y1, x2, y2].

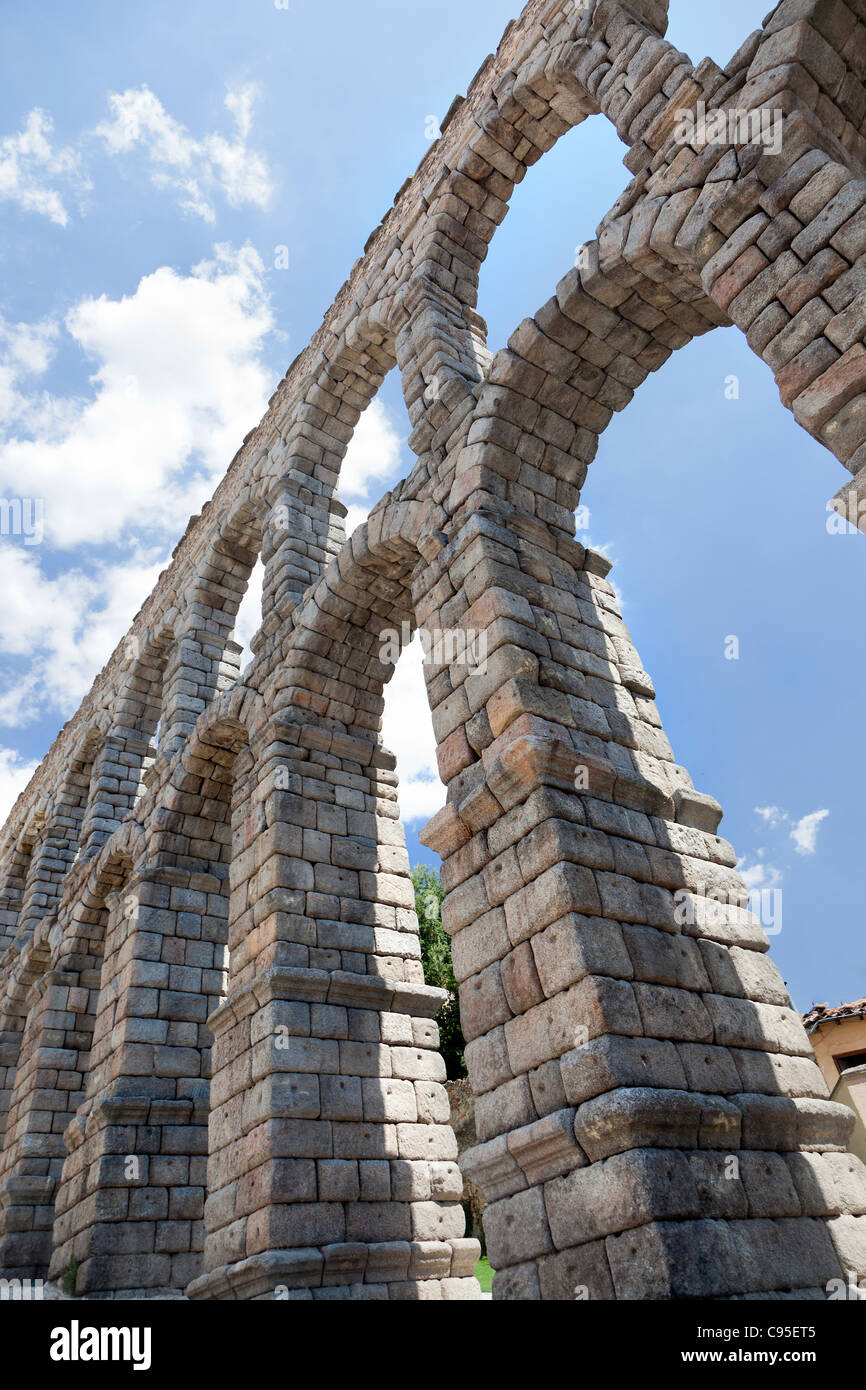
[[4, 0, 866, 1300], [809, 1016, 866, 1165], [832, 1072, 866, 1167], [811, 1015, 866, 1089]]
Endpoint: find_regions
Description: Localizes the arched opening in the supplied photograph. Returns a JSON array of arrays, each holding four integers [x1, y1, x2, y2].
[[0, 832, 151, 1286], [476, 108, 630, 353], [232, 555, 265, 668], [5, 732, 105, 942], [0, 935, 53, 1277], [383, 637, 442, 837], [70, 845, 144, 1109], [243, 316, 406, 684], [193, 506, 476, 1299], [338, 369, 413, 538], [155, 505, 264, 764], [116, 628, 175, 804], [48, 706, 250, 1297], [0, 819, 40, 958], [54, 730, 102, 870], [194, 504, 263, 675]]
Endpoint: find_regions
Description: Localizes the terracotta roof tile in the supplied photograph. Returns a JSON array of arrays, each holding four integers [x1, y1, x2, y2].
[[802, 996, 866, 1031]]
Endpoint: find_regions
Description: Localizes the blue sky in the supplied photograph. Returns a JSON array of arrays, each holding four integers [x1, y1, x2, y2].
[[0, 0, 863, 1014]]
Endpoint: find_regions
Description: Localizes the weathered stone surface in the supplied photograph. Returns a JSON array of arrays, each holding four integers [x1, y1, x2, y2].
[[2, 0, 866, 1306]]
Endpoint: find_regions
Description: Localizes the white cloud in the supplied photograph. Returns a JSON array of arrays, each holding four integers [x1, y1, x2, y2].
[[340, 399, 403, 503], [338, 396, 406, 574], [752, 803, 830, 857], [0, 545, 167, 726], [344, 502, 370, 538], [0, 747, 40, 825], [790, 809, 829, 857], [0, 109, 87, 226], [0, 243, 276, 726], [94, 84, 273, 222], [1, 85, 271, 228], [0, 315, 58, 426], [234, 557, 265, 663], [0, 242, 274, 549], [382, 637, 442, 824], [738, 856, 783, 892]]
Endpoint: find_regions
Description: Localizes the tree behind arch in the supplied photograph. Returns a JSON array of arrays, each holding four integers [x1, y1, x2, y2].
[[411, 864, 465, 1079]]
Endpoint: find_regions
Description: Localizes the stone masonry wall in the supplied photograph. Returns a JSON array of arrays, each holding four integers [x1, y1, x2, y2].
[[2, 0, 866, 1299]]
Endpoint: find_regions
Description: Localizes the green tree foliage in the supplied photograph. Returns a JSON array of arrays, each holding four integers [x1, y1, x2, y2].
[[411, 865, 466, 1079]]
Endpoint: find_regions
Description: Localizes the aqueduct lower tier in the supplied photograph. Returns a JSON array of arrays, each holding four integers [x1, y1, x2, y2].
[[3, 0, 866, 1299]]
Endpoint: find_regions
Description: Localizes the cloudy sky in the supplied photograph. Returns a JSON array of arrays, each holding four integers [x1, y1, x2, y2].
[[0, 0, 863, 1012]]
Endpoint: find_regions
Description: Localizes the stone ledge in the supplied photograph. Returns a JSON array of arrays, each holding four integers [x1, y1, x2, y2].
[[462, 1106, 589, 1200], [187, 1238, 481, 1300], [210, 968, 448, 1037], [674, 787, 724, 834]]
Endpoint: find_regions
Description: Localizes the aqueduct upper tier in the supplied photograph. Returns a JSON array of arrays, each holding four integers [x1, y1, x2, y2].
[[3, 0, 866, 1300]]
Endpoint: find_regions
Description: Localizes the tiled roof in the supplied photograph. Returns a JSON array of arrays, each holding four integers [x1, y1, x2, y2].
[[802, 997, 866, 1032]]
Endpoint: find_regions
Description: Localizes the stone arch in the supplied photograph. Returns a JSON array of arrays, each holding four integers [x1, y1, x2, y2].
[[190, 500, 263, 667], [85, 821, 148, 907], [391, 0, 684, 456], [193, 505, 477, 1300], [52, 725, 106, 866], [566, 0, 866, 504], [153, 507, 266, 764], [254, 304, 402, 641], [276, 499, 439, 735], [132, 688, 263, 1093], [0, 928, 56, 1277], [109, 625, 176, 807], [448, 234, 727, 535], [47, 696, 264, 1297], [0, 823, 149, 1282], [64, 827, 152, 1111], [389, 0, 866, 524], [47, 826, 146, 1125], [0, 926, 52, 1151], [6, 727, 107, 958], [0, 812, 43, 959]]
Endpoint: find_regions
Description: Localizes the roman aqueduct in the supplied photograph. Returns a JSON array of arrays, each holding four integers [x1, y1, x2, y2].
[[2, 0, 866, 1300]]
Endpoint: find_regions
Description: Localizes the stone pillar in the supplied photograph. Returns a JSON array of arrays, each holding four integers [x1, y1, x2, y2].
[[77, 734, 149, 859], [160, 623, 243, 759], [395, 278, 492, 460], [48, 868, 227, 1297], [259, 476, 347, 642], [0, 971, 72, 1278], [0, 830, 39, 958], [17, 828, 75, 941], [416, 509, 866, 1299], [0, 1026, 17, 1149], [190, 717, 479, 1300]]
